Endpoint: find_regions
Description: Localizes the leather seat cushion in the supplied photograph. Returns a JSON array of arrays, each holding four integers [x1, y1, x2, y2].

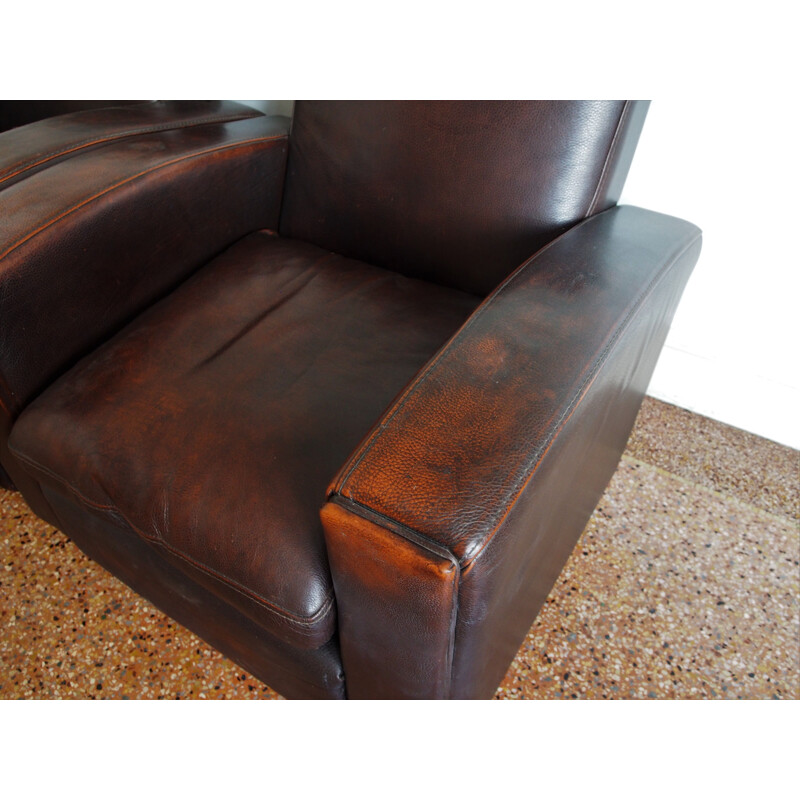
[[9, 232, 479, 648]]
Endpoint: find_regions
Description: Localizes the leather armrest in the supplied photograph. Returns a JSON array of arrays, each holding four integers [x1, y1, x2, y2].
[[0, 110, 289, 415], [0, 100, 263, 189], [322, 205, 702, 698], [0, 106, 289, 503]]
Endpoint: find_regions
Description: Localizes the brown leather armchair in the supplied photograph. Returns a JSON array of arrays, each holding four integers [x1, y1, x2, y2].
[[0, 100, 701, 698]]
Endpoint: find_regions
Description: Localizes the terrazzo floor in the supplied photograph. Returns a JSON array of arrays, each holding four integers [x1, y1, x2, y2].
[[1, 397, 798, 700]]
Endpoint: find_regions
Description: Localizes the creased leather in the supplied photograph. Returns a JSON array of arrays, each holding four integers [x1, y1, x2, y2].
[[2, 100, 703, 700], [325, 205, 702, 697], [9, 233, 478, 649], [0, 111, 289, 514], [42, 486, 346, 699]]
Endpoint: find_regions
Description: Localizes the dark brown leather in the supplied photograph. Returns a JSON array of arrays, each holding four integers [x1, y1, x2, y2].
[[0, 101, 143, 134], [0, 101, 263, 189], [280, 100, 649, 295], [0, 114, 289, 503], [322, 206, 702, 697], [0, 461, 13, 490], [2, 100, 703, 700], [41, 486, 345, 699], [321, 502, 458, 699], [0, 113, 289, 415], [9, 232, 478, 650]]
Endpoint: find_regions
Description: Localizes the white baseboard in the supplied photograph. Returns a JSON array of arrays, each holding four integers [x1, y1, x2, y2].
[[646, 345, 800, 451]]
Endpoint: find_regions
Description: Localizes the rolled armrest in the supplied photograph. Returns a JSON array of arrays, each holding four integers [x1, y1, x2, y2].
[[0, 112, 289, 414], [0, 108, 289, 502], [0, 100, 262, 189], [322, 205, 702, 698]]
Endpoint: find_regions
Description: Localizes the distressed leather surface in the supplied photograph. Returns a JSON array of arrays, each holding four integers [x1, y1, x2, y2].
[[9, 233, 478, 649], [322, 501, 459, 699], [0, 114, 289, 416], [281, 100, 648, 295], [0, 112, 289, 504], [324, 206, 702, 697], [2, 100, 704, 699], [0, 100, 262, 189], [43, 486, 346, 699]]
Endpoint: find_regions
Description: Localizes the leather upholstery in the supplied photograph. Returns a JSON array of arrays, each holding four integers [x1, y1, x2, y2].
[[9, 232, 478, 649], [0, 114, 288, 414], [0, 113, 289, 505], [281, 100, 649, 295], [1, 100, 702, 699], [322, 206, 702, 697], [42, 486, 346, 699], [0, 101, 262, 189], [0, 101, 143, 134]]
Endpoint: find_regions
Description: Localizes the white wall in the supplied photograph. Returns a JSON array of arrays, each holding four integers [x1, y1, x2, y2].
[[620, 100, 799, 449]]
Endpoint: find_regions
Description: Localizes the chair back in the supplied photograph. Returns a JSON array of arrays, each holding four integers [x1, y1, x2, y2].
[[280, 100, 649, 294]]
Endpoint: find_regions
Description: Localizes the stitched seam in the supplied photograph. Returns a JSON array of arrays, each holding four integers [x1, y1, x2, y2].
[[332, 497, 459, 698], [0, 110, 262, 186], [586, 101, 631, 216], [10, 448, 334, 631], [444, 550, 459, 699], [0, 135, 286, 264], [459, 232, 702, 568], [334, 497, 457, 565], [333, 214, 607, 496], [336, 227, 700, 566]]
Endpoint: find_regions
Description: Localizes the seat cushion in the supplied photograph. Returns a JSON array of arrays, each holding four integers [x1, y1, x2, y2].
[[9, 232, 479, 648]]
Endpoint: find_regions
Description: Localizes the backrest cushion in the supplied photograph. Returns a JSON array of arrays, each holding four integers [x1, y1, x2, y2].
[[280, 101, 648, 295]]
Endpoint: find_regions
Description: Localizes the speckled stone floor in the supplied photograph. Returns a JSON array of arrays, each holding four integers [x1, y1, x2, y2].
[[1, 397, 798, 699]]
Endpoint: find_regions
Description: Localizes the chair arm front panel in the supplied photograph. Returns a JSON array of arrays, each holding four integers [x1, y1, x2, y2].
[[322, 205, 702, 698], [0, 112, 289, 503], [321, 501, 459, 699]]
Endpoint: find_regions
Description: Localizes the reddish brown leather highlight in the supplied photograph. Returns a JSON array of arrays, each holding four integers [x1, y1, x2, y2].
[[1, 100, 704, 700], [325, 206, 701, 697], [0, 101, 263, 189], [0, 113, 289, 506], [280, 101, 648, 295], [0, 115, 288, 418], [9, 233, 478, 649], [321, 500, 458, 699], [332, 207, 702, 563]]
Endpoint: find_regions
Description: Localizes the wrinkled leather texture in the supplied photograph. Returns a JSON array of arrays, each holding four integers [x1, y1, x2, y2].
[[42, 486, 346, 699], [0, 112, 289, 508], [0, 114, 289, 416], [281, 100, 648, 295], [332, 206, 702, 557], [9, 232, 478, 649], [323, 206, 702, 696], [2, 100, 704, 699], [0, 100, 262, 189]]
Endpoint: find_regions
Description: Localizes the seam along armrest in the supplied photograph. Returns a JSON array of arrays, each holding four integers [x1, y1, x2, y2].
[[0, 100, 264, 189], [321, 205, 702, 698]]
